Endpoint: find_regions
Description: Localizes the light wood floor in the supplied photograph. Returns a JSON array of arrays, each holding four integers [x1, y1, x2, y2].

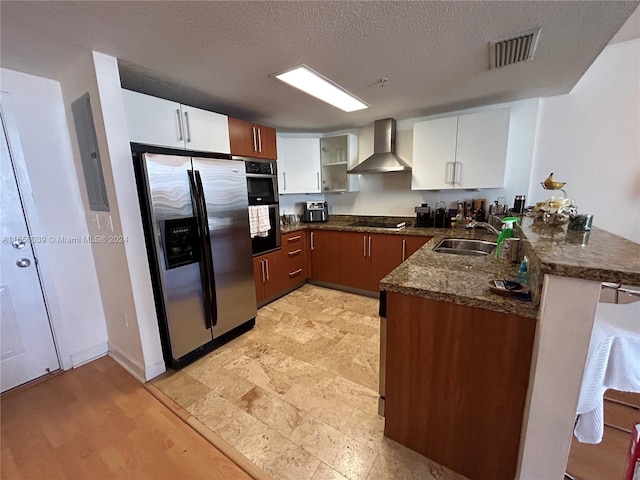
[[566, 390, 640, 479], [1, 355, 251, 480]]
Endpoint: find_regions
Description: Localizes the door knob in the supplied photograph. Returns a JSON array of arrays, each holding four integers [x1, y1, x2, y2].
[[16, 258, 31, 268], [12, 240, 25, 249]]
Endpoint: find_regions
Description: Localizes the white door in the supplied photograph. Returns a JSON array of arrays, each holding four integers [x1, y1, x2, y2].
[[1, 104, 60, 393], [121, 89, 185, 149], [411, 116, 458, 190], [180, 105, 230, 154], [277, 136, 321, 194], [455, 108, 510, 189]]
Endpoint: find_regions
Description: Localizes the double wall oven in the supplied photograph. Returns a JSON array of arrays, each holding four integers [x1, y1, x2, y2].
[[242, 158, 281, 255]]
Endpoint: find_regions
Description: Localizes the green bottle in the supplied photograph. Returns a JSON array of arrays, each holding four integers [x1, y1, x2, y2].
[[496, 220, 515, 258]]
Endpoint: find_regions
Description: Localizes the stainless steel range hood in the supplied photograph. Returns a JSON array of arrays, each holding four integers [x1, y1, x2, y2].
[[348, 118, 411, 174]]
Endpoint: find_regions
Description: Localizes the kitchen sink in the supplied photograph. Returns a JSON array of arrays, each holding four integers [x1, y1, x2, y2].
[[433, 238, 497, 256]]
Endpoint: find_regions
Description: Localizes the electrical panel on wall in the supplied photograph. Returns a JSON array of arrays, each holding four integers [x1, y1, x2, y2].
[[71, 93, 109, 212]]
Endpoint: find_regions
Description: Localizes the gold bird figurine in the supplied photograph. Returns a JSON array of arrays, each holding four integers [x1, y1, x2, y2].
[[543, 172, 566, 190]]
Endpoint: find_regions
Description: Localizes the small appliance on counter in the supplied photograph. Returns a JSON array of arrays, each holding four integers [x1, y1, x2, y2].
[[414, 204, 434, 227], [302, 201, 329, 222]]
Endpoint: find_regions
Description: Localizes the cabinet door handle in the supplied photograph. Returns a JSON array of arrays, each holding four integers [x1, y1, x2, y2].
[[402, 239, 406, 261], [257, 127, 262, 152], [283, 172, 287, 191], [310, 232, 314, 250], [368, 236, 372, 258], [176, 109, 184, 141], [446, 161, 454, 185], [260, 260, 265, 282], [252, 126, 257, 151], [317, 172, 320, 190], [454, 161, 462, 186], [287, 235, 301, 243], [265, 259, 270, 280], [288, 248, 302, 257], [289, 268, 303, 278], [184, 111, 191, 143]]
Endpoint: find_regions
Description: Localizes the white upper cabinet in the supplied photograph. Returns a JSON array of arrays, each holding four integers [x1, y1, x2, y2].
[[180, 105, 230, 154], [277, 136, 321, 194], [411, 116, 458, 190], [455, 109, 510, 189], [121, 89, 230, 154], [411, 108, 510, 190]]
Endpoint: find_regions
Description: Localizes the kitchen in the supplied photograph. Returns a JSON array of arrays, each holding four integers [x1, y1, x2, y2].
[[1, 2, 639, 480]]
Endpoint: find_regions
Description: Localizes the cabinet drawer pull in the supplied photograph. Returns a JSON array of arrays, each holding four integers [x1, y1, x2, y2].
[[402, 239, 406, 261], [260, 260, 265, 282], [363, 236, 367, 257], [289, 268, 303, 278], [310, 232, 314, 250], [287, 235, 301, 243], [368, 236, 372, 258], [257, 127, 262, 152], [265, 258, 269, 280], [288, 249, 302, 257]]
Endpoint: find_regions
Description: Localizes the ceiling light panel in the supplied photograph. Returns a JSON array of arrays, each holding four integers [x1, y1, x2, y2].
[[273, 65, 369, 112]]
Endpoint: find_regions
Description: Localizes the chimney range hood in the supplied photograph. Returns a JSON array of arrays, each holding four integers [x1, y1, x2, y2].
[[348, 118, 411, 174]]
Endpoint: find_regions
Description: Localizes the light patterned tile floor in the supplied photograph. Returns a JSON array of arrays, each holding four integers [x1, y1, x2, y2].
[[153, 284, 466, 480]]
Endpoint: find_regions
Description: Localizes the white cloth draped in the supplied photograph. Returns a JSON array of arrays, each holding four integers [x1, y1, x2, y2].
[[248, 205, 271, 238], [574, 300, 640, 443]]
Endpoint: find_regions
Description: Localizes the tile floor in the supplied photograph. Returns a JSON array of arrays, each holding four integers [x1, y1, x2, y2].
[[153, 284, 466, 480]]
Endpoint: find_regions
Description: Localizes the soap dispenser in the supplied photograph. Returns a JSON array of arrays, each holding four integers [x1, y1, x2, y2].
[[495, 219, 515, 258]]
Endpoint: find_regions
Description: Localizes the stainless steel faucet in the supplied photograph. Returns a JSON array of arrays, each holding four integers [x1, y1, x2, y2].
[[466, 221, 501, 235]]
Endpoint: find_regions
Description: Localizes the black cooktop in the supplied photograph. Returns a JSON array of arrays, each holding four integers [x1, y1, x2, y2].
[[347, 219, 407, 229]]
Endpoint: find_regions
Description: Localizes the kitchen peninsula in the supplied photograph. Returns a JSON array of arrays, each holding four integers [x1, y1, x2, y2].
[[379, 215, 640, 480]]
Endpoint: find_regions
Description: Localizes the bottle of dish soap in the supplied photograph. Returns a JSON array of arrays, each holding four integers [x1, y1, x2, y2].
[[495, 219, 515, 258], [518, 256, 529, 285]]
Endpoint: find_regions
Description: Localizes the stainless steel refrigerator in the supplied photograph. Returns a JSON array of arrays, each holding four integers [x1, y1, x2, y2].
[[135, 151, 257, 368]]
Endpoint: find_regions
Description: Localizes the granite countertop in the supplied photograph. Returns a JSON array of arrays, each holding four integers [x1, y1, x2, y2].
[[379, 229, 540, 319], [518, 216, 640, 285], [280, 215, 434, 237], [279, 214, 640, 319]]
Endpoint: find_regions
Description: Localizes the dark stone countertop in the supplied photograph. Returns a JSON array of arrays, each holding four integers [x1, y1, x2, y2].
[[277, 214, 640, 319]]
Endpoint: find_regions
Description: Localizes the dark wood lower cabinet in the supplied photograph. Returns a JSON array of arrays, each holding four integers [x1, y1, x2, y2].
[[309, 230, 431, 293], [384, 291, 536, 480]]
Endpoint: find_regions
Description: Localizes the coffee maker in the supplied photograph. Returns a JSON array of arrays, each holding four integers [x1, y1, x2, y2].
[[414, 204, 434, 227], [302, 201, 329, 222]]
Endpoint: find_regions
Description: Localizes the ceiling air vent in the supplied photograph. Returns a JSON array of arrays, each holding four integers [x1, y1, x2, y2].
[[489, 29, 540, 69]]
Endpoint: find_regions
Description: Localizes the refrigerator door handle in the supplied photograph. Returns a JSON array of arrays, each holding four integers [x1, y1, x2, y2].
[[188, 170, 215, 329], [194, 170, 218, 329]]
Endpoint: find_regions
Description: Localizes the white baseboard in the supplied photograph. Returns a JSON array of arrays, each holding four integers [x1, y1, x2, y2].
[[69, 341, 108, 368], [144, 360, 166, 381], [107, 345, 166, 383], [108, 345, 146, 383]]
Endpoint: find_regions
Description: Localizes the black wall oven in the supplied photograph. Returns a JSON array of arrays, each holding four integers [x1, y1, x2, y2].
[[241, 158, 281, 255]]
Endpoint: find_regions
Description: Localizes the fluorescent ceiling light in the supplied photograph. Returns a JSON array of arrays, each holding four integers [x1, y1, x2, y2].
[[273, 65, 369, 112]]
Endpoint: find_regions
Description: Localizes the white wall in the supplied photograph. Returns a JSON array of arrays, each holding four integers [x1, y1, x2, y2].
[[91, 52, 165, 380], [0, 68, 108, 368], [530, 38, 640, 242], [56, 52, 164, 382], [326, 98, 540, 217]]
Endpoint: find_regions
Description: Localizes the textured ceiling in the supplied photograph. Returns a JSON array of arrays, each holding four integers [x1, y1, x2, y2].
[[1, 1, 638, 131]]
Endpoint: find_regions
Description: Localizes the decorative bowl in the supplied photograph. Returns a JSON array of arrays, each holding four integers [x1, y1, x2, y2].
[[542, 212, 570, 227]]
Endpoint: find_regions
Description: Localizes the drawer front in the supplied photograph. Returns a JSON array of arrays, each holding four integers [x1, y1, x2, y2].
[[283, 254, 306, 287], [283, 231, 305, 250]]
